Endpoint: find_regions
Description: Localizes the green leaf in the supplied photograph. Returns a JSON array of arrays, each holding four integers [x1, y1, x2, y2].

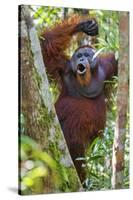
[[23, 177, 33, 187], [89, 155, 104, 161], [34, 7, 44, 19], [87, 137, 99, 155], [89, 172, 99, 179], [28, 166, 48, 178]]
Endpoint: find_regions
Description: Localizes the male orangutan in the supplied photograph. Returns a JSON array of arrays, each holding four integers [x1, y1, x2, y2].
[[40, 16, 117, 183]]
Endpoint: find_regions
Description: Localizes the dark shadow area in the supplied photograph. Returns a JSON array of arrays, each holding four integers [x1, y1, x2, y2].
[[8, 187, 18, 194]]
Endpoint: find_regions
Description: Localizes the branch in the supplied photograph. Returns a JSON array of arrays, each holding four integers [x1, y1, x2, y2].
[[111, 12, 129, 189]]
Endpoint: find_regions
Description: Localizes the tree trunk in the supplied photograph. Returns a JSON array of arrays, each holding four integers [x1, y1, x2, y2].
[[19, 5, 82, 194], [111, 12, 129, 189]]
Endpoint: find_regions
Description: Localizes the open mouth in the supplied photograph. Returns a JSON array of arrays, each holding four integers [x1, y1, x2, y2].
[[77, 64, 86, 75]]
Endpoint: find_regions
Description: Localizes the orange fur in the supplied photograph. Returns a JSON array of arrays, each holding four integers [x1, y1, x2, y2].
[[55, 95, 106, 180], [41, 15, 117, 182]]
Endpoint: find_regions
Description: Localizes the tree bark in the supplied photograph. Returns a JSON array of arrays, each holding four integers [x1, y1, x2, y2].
[[111, 12, 129, 189], [19, 5, 82, 194]]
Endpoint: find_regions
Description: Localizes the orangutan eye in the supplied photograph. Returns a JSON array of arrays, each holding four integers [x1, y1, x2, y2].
[[84, 52, 89, 57], [77, 53, 82, 58]]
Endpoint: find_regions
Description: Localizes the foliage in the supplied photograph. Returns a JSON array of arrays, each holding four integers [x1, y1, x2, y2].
[[90, 10, 119, 54], [83, 111, 129, 190], [20, 134, 59, 194], [30, 6, 63, 30], [49, 80, 59, 104], [20, 133, 78, 194]]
